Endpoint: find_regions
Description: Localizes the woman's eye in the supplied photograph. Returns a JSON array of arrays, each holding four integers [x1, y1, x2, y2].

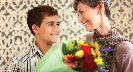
[[80, 11, 83, 14]]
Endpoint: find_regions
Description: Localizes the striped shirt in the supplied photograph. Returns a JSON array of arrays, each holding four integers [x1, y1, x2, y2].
[[5, 44, 43, 72]]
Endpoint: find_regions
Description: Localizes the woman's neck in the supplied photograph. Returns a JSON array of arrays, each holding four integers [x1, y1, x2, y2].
[[95, 17, 111, 36]]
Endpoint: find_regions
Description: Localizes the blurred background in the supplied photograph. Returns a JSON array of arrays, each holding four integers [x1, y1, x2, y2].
[[0, 0, 133, 71]]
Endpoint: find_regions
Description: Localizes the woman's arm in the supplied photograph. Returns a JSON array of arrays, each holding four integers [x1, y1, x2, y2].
[[115, 41, 133, 72]]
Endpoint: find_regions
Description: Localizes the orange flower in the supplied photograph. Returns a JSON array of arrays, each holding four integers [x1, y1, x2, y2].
[[94, 42, 99, 49], [92, 42, 99, 49], [95, 50, 101, 57], [91, 42, 95, 48], [82, 43, 88, 46], [64, 54, 77, 68]]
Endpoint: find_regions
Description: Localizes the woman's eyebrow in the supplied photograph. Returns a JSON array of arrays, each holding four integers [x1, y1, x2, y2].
[[78, 9, 81, 13]]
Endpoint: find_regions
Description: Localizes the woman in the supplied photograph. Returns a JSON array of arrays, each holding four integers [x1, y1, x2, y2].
[[73, 0, 133, 72]]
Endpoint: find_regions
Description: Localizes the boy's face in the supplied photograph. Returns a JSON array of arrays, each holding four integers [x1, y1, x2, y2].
[[34, 15, 60, 45]]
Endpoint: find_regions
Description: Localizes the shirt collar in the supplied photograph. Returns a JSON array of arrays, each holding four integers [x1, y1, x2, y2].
[[30, 42, 62, 58], [30, 43, 43, 57]]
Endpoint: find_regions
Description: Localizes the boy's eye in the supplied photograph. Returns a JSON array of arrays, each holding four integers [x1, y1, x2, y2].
[[48, 22, 53, 26], [48, 22, 60, 26], [56, 22, 60, 26], [48, 21, 54, 26]]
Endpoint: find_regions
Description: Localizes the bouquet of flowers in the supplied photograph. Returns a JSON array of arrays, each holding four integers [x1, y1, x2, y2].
[[34, 39, 107, 72]]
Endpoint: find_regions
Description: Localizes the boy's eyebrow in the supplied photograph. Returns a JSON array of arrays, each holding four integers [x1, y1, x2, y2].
[[48, 21, 54, 23], [57, 22, 60, 24], [47, 21, 60, 23]]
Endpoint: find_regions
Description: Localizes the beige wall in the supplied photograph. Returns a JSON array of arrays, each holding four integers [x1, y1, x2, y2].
[[0, 0, 133, 71]]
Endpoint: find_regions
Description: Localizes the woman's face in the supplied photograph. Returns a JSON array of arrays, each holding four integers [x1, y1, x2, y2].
[[76, 2, 101, 32]]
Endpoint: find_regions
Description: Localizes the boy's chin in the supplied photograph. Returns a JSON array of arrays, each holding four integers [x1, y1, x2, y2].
[[51, 39, 58, 43]]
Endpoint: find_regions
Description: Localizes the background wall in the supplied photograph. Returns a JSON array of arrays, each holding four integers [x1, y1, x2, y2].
[[0, 0, 133, 71]]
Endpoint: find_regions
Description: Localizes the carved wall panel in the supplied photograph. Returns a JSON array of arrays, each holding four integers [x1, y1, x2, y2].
[[0, 0, 133, 71]]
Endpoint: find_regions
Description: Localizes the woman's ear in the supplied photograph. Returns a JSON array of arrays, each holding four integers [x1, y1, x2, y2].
[[32, 24, 39, 34], [97, 1, 104, 13]]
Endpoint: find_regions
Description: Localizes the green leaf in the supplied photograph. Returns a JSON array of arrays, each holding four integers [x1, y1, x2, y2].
[[87, 41, 93, 46], [67, 39, 77, 50], [62, 43, 69, 55]]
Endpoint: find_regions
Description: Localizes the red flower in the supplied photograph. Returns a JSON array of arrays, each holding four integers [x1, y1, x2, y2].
[[64, 54, 77, 68], [81, 45, 97, 72]]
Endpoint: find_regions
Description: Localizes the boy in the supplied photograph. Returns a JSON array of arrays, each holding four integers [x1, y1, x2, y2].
[[5, 5, 60, 72]]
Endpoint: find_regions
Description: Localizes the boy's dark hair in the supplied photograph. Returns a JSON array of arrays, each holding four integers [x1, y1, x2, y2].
[[73, 0, 110, 17], [27, 5, 58, 35]]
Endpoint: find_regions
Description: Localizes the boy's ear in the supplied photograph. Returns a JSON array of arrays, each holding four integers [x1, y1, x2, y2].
[[97, 1, 104, 13], [32, 24, 39, 34]]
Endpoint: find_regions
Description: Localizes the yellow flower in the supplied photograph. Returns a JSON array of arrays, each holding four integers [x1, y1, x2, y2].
[[91, 48, 96, 56], [78, 40, 84, 44], [94, 57, 103, 65], [75, 50, 84, 58], [77, 40, 84, 47]]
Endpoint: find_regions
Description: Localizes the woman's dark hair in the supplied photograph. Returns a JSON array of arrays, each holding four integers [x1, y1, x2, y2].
[[73, 0, 110, 17], [27, 5, 58, 35]]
